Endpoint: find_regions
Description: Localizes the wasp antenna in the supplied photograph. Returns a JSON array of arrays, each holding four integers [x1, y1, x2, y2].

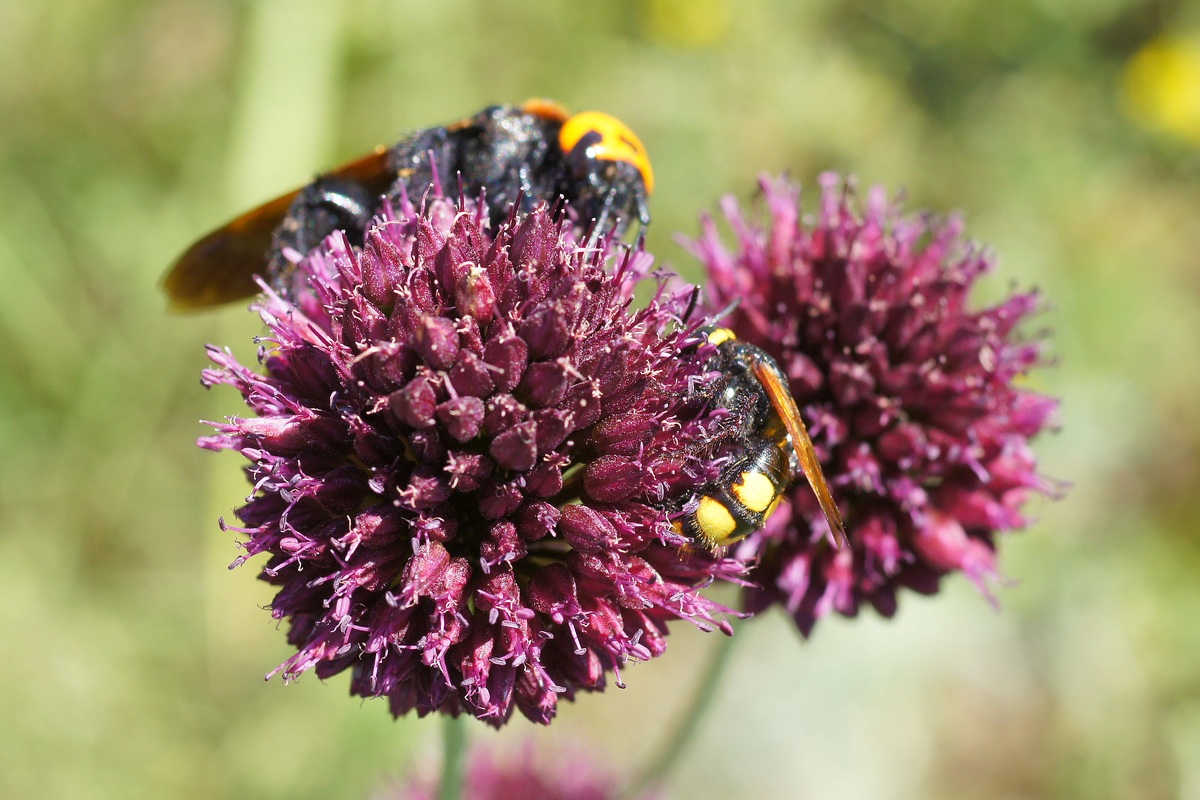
[[709, 299, 742, 326], [680, 285, 701, 325]]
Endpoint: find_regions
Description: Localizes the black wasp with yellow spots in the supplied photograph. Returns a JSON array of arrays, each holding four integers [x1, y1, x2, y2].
[[676, 328, 847, 551], [162, 99, 654, 309]]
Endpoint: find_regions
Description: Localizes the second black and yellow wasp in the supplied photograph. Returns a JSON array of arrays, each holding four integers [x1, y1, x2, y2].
[[675, 328, 846, 551]]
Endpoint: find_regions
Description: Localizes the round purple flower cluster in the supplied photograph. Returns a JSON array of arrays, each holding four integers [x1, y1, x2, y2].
[[200, 194, 744, 725], [686, 174, 1059, 635]]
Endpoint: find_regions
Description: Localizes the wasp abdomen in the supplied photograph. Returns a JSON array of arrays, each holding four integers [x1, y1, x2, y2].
[[678, 438, 790, 549]]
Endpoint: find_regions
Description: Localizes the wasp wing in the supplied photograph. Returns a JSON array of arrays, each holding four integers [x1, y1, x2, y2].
[[751, 360, 847, 548], [162, 148, 392, 310]]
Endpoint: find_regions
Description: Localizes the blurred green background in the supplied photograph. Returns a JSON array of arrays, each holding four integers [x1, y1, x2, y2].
[[2, 0, 1198, 798]]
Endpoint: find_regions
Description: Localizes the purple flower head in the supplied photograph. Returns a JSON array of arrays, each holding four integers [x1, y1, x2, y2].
[[199, 190, 745, 725], [685, 174, 1060, 635], [388, 743, 659, 800]]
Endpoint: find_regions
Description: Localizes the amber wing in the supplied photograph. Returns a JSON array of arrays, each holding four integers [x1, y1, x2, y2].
[[162, 148, 391, 310], [751, 359, 848, 548]]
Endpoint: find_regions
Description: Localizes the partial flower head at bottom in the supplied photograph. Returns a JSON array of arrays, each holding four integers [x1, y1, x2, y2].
[[200, 192, 744, 725], [386, 743, 659, 800], [685, 174, 1060, 635]]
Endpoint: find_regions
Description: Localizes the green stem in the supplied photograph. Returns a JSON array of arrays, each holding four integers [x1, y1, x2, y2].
[[628, 628, 740, 795], [437, 714, 467, 800]]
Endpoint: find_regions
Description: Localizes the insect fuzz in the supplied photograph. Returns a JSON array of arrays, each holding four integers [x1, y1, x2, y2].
[[163, 100, 653, 310], [675, 329, 846, 550]]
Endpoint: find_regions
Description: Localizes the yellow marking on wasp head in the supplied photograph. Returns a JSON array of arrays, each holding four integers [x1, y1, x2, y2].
[[706, 327, 736, 347], [559, 111, 654, 194]]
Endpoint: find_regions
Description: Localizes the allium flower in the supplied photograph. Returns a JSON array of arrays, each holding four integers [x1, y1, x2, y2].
[[199, 191, 744, 725], [387, 744, 658, 800], [685, 174, 1059, 635]]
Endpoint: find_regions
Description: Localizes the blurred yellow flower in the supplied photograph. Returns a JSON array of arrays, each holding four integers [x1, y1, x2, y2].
[[1122, 34, 1200, 144], [638, 0, 731, 49]]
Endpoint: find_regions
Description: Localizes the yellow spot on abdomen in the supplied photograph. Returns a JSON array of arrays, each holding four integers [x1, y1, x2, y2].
[[763, 494, 782, 521], [695, 496, 737, 545], [731, 471, 777, 514]]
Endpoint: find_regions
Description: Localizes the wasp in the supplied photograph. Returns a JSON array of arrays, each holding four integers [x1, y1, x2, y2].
[[676, 328, 846, 550], [162, 99, 653, 309]]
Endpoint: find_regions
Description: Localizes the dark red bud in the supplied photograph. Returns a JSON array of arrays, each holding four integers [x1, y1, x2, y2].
[[527, 562, 581, 618], [456, 315, 484, 354], [448, 350, 495, 398], [414, 316, 460, 370], [519, 359, 571, 408], [351, 418, 397, 465], [509, 210, 555, 272], [436, 396, 484, 442], [525, 462, 563, 498], [565, 390, 603, 431], [309, 465, 368, 513], [530, 408, 571, 451], [349, 506, 405, 548], [560, 504, 619, 554], [479, 479, 523, 519], [400, 266, 436, 315], [408, 428, 446, 462], [515, 501, 560, 541], [489, 420, 538, 471], [234, 415, 318, 456], [399, 541, 452, 600], [456, 265, 496, 325], [483, 334, 528, 393], [589, 412, 656, 456], [389, 375, 439, 429], [360, 240, 402, 310], [414, 218, 446, 267], [583, 455, 642, 503], [399, 466, 453, 509], [483, 394, 527, 438], [480, 521, 527, 569], [445, 450, 493, 492], [361, 343, 414, 392], [518, 303, 571, 358]]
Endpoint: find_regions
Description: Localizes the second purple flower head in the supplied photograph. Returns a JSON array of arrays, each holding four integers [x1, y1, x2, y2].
[[686, 174, 1060, 635]]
